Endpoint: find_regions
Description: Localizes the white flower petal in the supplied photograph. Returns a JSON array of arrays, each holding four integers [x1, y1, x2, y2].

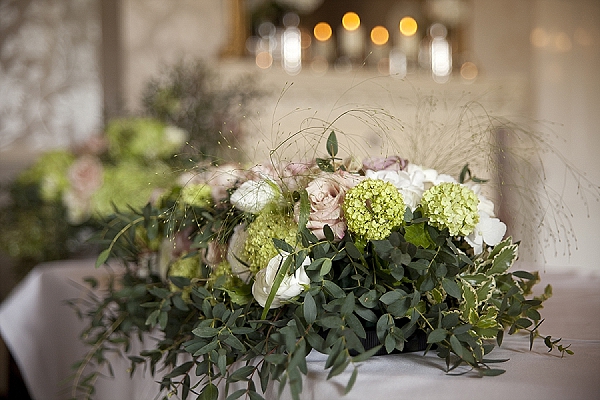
[[230, 179, 279, 213]]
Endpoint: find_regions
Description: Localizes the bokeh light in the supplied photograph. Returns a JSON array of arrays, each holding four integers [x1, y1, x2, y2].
[[530, 27, 549, 47], [342, 12, 361, 31], [371, 26, 389, 45], [460, 62, 478, 80], [255, 52, 273, 69], [314, 22, 332, 41], [399, 17, 418, 36]]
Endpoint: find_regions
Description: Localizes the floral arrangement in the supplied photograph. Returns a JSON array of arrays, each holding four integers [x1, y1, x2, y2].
[[0, 117, 186, 276], [72, 130, 571, 400], [0, 59, 267, 278]]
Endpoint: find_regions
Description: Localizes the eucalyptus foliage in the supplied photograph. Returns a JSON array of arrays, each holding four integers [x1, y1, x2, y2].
[[71, 132, 570, 400]]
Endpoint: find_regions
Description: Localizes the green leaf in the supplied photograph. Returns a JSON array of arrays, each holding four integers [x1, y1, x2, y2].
[[449, 335, 464, 358], [226, 389, 248, 400], [229, 365, 256, 382], [192, 341, 219, 357], [475, 279, 495, 304], [297, 190, 310, 230], [145, 309, 159, 326], [323, 224, 334, 242], [379, 291, 402, 305], [158, 311, 168, 330], [404, 223, 433, 248], [480, 368, 506, 376], [512, 270, 537, 280], [345, 367, 359, 394], [442, 312, 460, 329], [148, 286, 171, 299], [199, 383, 218, 400], [358, 290, 378, 309], [372, 240, 394, 258], [272, 238, 294, 253], [303, 292, 317, 324], [427, 328, 448, 343], [192, 326, 220, 338], [326, 130, 338, 157], [164, 361, 194, 378], [320, 258, 333, 276], [442, 278, 462, 299], [487, 243, 518, 275], [351, 344, 383, 363], [95, 248, 110, 268], [169, 276, 191, 289], [341, 293, 355, 316], [323, 280, 345, 298], [224, 334, 246, 351], [459, 164, 470, 184]]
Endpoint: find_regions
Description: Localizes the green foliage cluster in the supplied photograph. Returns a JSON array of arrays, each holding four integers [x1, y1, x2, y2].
[[71, 133, 570, 400]]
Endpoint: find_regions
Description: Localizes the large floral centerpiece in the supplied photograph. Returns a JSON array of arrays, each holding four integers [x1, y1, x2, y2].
[[73, 130, 570, 400]]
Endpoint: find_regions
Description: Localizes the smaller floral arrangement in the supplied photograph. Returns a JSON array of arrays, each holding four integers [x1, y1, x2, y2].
[[73, 132, 570, 400], [0, 118, 186, 274]]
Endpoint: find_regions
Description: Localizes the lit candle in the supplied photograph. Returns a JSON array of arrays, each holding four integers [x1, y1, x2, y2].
[[339, 12, 364, 61]]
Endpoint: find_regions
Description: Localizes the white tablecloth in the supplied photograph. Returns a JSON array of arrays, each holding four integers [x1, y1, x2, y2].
[[1, 259, 599, 400]]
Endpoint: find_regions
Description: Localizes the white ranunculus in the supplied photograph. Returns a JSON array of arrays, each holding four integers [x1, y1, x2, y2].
[[465, 212, 507, 254], [230, 179, 280, 213], [252, 252, 311, 309]]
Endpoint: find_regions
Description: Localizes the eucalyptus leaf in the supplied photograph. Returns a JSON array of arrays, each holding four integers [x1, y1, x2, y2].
[[326, 131, 338, 157], [303, 292, 317, 325]]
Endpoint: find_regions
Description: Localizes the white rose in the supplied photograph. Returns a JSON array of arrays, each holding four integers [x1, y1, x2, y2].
[[230, 179, 280, 214], [252, 252, 311, 309]]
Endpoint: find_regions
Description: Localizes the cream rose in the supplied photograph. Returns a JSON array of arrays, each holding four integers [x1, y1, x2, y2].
[[252, 252, 310, 309], [299, 171, 363, 240]]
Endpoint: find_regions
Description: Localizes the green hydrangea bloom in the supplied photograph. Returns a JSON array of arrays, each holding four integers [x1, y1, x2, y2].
[[169, 255, 200, 279], [18, 150, 75, 201], [168, 254, 201, 296], [91, 160, 172, 216], [421, 182, 479, 236], [343, 179, 406, 241], [180, 183, 212, 208], [244, 209, 297, 273]]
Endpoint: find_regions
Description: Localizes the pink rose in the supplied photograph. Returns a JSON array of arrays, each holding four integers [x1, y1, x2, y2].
[[362, 156, 408, 172], [298, 171, 363, 240], [68, 155, 104, 196], [179, 163, 248, 204], [277, 162, 312, 191]]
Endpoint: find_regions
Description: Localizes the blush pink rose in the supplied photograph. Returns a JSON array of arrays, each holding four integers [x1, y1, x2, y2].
[[298, 171, 363, 240], [68, 155, 104, 196], [362, 156, 408, 172]]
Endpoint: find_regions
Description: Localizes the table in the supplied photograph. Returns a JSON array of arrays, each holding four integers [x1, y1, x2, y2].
[[1, 259, 599, 400]]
